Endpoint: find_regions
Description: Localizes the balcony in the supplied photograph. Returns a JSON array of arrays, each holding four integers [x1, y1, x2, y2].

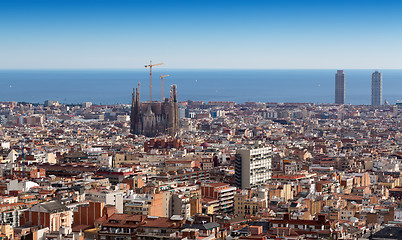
[[99, 227, 135, 235], [220, 196, 234, 202], [219, 186, 236, 193], [136, 231, 180, 239], [220, 191, 234, 197], [220, 199, 233, 205], [125, 202, 144, 207]]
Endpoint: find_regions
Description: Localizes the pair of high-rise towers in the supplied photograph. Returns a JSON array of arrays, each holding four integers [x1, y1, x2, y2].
[[335, 70, 382, 105]]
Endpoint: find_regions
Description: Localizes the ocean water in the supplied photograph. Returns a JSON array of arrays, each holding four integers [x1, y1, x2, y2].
[[0, 69, 401, 105]]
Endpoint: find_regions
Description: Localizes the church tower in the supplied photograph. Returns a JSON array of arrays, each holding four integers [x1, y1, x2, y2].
[[130, 84, 179, 137]]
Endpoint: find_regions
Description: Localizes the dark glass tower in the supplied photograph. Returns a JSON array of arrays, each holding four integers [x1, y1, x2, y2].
[[371, 71, 382, 106], [335, 70, 345, 104]]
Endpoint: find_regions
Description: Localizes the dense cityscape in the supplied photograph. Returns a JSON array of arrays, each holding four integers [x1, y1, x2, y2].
[[0, 67, 401, 240]]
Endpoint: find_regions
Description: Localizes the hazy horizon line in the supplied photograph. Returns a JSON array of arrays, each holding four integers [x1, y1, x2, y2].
[[1, 68, 401, 71], [3, 100, 398, 106]]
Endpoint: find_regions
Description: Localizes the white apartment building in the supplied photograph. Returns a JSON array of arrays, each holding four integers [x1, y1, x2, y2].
[[235, 145, 272, 189], [85, 189, 123, 213]]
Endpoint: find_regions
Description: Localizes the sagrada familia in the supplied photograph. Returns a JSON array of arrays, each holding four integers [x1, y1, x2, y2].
[[130, 84, 179, 137]]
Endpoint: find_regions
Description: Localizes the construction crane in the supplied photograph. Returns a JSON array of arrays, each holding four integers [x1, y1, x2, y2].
[[160, 74, 169, 101], [145, 60, 164, 102]]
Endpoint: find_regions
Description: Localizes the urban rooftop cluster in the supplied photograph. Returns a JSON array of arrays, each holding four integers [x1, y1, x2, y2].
[[0, 94, 401, 240]]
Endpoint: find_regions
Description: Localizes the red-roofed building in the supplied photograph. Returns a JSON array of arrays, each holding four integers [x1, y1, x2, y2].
[[73, 201, 105, 228], [201, 182, 236, 213], [270, 213, 331, 239], [97, 213, 184, 240]]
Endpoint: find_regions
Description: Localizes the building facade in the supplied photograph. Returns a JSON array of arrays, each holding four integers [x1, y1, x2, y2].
[[97, 214, 184, 240], [335, 70, 345, 104], [85, 190, 124, 214], [200, 182, 236, 213], [235, 145, 272, 189], [123, 192, 167, 217], [234, 190, 266, 217], [0, 203, 22, 227], [20, 201, 72, 232], [130, 85, 179, 137], [372, 70, 382, 106], [73, 201, 104, 228]]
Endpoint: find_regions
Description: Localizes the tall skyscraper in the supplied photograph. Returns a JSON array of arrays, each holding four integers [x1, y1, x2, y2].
[[371, 70, 382, 106], [335, 70, 345, 104], [235, 145, 272, 189]]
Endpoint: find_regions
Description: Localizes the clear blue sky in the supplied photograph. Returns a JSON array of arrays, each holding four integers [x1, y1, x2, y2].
[[1, 0, 402, 69]]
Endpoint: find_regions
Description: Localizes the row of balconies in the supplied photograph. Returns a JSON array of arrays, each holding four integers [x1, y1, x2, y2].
[[100, 227, 136, 234], [136, 231, 178, 238], [220, 199, 234, 206], [220, 203, 234, 211], [220, 191, 234, 197], [220, 195, 234, 202], [125, 202, 144, 207]]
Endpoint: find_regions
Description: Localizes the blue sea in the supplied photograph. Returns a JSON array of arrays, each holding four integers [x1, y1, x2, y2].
[[0, 69, 401, 105]]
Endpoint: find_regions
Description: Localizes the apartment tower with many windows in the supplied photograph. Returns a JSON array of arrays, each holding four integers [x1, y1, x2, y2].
[[235, 145, 272, 189], [335, 70, 345, 104], [372, 70, 382, 106]]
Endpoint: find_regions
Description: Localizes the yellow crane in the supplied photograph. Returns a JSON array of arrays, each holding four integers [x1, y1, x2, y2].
[[145, 60, 164, 102], [160, 74, 169, 101]]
